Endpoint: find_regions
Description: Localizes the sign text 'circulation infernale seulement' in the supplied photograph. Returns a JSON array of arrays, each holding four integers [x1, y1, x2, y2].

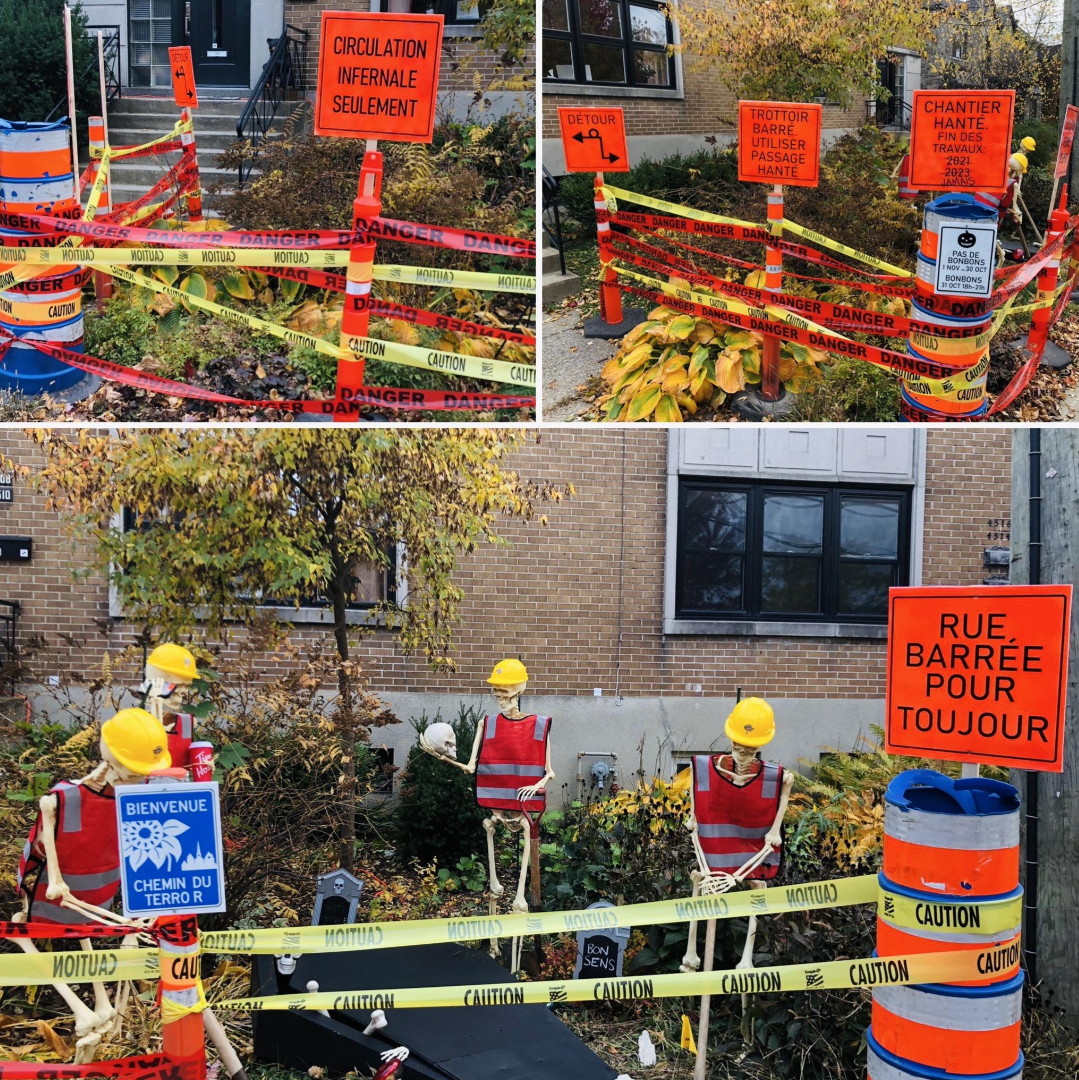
[[315, 12, 443, 142]]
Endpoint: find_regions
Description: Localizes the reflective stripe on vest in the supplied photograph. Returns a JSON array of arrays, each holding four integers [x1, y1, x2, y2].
[[177, 712, 193, 740]]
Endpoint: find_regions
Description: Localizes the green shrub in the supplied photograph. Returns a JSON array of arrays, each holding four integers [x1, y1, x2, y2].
[[792, 355, 901, 423], [83, 298, 157, 369], [393, 706, 487, 868], [1013, 120, 1059, 172], [0, 1, 97, 135]]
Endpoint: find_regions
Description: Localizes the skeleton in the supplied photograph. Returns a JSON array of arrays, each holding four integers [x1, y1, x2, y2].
[[140, 648, 197, 754], [12, 723, 160, 1063], [680, 701, 794, 1077], [420, 661, 554, 971]]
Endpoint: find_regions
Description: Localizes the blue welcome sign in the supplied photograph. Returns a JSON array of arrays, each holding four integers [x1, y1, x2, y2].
[[115, 780, 226, 918]]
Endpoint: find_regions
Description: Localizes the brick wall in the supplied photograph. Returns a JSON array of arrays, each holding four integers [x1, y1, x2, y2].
[[285, 2, 533, 94], [541, 0, 866, 141], [0, 430, 1010, 701]]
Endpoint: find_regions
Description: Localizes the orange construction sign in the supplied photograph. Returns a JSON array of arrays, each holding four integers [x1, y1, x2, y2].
[[909, 90, 1015, 193], [886, 585, 1072, 772], [737, 101, 821, 186], [168, 47, 198, 109], [314, 12, 443, 142], [1055, 104, 1078, 180], [558, 107, 629, 173]]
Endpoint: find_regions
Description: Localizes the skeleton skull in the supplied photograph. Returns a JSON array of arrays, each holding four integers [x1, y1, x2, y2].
[[422, 722, 458, 760], [333, 878, 345, 895]]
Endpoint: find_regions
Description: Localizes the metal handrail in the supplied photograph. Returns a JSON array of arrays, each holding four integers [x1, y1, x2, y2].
[[235, 23, 309, 186], [47, 26, 122, 123], [868, 94, 913, 131], [542, 166, 566, 276]]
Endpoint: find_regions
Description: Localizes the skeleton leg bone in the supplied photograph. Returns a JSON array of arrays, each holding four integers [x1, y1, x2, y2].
[[483, 816, 503, 960], [680, 870, 703, 973], [79, 937, 117, 1031], [509, 820, 531, 972], [736, 879, 767, 1049]]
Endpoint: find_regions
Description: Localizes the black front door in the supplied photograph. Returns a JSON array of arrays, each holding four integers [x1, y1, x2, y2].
[[189, 0, 251, 86]]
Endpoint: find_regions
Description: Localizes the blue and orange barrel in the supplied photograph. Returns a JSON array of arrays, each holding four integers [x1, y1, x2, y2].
[[867, 1030, 1023, 1080], [0, 116, 88, 394]]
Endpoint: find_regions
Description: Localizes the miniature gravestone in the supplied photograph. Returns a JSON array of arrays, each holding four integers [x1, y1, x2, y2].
[[312, 867, 364, 926], [572, 901, 630, 979]]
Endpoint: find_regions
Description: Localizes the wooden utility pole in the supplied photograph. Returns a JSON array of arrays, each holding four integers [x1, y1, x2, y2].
[[1010, 429, 1079, 1023]]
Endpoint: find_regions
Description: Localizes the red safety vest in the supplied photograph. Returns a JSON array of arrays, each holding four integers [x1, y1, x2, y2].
[[974, 180, 1016, 223], [691, 755, 783, 880], [17, 781, 121, 924], [476, 714, 551, 814], [166, 711, 194, 768]]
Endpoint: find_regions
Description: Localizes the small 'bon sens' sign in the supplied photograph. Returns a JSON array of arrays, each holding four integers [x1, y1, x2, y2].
[[737, 101, 822, 187], [885, 585, 1072, 772], [909, 90, 1015, 193], [558, 107, 629, 173], [315, 11, 443, 142]]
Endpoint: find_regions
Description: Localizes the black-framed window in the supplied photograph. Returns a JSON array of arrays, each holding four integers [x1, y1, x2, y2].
[[375, 0, 491, 26], [675, 480, 911, 622], [120, 507, 399, 613], [543, 0, 675, 88]]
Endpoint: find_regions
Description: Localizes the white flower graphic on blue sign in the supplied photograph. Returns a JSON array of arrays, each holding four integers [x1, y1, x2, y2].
[[121, 818, 189, 871]]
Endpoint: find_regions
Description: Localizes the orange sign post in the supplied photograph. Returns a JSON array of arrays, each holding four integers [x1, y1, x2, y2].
[[168, 47, 198, 109], [735, 102, 821, 412], [1054, 104, 1078, 180], [557, 107, 629, 173], [908, 90, 1016, 193], [314, 11, 443, 418], [885, 585, 1072, 772]]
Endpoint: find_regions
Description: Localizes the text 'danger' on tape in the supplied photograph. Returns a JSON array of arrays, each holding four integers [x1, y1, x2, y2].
[[315, 11, 443, 142], [885, 585, 1072, 771]]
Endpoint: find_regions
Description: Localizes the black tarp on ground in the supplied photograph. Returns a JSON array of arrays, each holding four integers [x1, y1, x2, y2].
[[251, 943, 619, 1080]]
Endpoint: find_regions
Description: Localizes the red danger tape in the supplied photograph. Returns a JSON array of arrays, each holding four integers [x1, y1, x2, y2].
[[0, 211, 365, 251], [0, 1054, 202, 1079], [106, 138, 185, 160], [617, 281, 962, 380], [368, 218, 535, 259], [0, 919, 139, 939], [2, 332, 534, 414]]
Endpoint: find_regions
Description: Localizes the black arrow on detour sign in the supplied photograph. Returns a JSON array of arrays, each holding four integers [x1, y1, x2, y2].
[[572, 127, 620, 164], [174, 65, 194, 99]]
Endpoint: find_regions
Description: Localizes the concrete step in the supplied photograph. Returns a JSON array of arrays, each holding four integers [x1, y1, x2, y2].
[[542, 247, 564, 274], [103, 111, 279, 134], [542, 268, 581, 304], [108, 159, 234, 182], [104, 182, 230, 215], [109, 95, 251, 116], [108, 127, 269, 153]]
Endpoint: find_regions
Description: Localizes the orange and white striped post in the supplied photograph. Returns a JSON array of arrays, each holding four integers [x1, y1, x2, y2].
[[180, 108, 204, 226], [158, 914, 206, 1077], [1026, 187, 1070, 360], [595, 172, 623, 327], [760, 184, 784, 401], [88, 116, 113, 305], [334, 141, 382, 420]]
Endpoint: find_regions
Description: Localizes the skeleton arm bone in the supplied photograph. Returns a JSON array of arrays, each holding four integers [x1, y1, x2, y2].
[[517, 740, 555, 802], [764, 771, 795, 850], [38, 794, 72, 903]]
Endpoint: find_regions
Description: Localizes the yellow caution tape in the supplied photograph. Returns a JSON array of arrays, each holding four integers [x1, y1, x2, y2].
[[373, 265, 536, 295], [908, 328, 994, 357], [213, 942, 1021, 1012], [201, 875, 877, 955], [901, 355, 989, 398], [1, 247, 350, 267], [877, 885, 1022, 936], [105, 265, 536, 387], [160, 979, 208, 1023], [0, 293, 81, 321], [782, 219, 913, 278], [602, 185, 762, 230], [104, 120, 189, 160], [0, 947, 159, 986]]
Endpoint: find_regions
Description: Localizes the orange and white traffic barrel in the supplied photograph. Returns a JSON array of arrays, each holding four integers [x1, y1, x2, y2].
[[871, 970, 1023, 1075], [867, 1029, 1023, 1080], [903, 195, 998, 421], [897, 154, 919, 200], [0, 117, 87, 394]]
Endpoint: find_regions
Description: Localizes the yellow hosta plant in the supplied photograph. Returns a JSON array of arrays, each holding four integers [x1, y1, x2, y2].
[[595, 276, 829, 421]]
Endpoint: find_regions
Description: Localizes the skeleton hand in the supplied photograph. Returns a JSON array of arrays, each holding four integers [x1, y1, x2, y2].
[[701, 872, 737, 895], [516, 783, 543, 803], [764, 829, 782, 850], [1010, 206, 1022, 225], [381, 1048, 410, 1064]]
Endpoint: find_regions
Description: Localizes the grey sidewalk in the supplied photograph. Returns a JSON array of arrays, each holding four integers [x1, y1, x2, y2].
[[541, 308, 619, 421]]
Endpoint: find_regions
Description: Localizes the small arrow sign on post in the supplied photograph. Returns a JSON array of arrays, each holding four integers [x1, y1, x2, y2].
[[168, 47, 198, 109], [558, 108, 630, 173]]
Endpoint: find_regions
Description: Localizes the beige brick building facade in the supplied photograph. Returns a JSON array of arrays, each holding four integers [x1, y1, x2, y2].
[[0, 428, 1011, 796], [542, 0, 867, 173]]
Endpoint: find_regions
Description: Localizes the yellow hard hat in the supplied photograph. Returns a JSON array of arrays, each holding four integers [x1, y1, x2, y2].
[[1020, 136, 1036, 152], [487, 658, 528, 687], [147, 643, 198, 682], [1011, 153, 1029, 174], [724, 697, 776, 748], [102, 709, 172, 774]]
